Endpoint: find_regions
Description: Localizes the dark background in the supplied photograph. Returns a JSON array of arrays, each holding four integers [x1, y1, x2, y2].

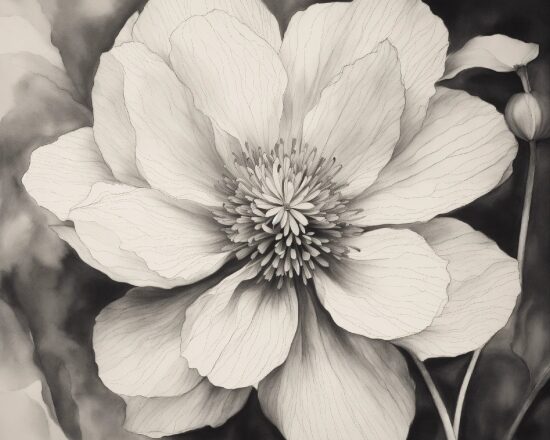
[[2, 1, 550, 439]]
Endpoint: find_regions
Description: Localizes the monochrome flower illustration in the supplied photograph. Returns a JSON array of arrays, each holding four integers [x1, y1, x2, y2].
[[22, 0, 521, 439]]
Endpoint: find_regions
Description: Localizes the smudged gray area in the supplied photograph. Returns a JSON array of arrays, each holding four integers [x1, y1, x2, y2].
[[0, 1, 549, 440]]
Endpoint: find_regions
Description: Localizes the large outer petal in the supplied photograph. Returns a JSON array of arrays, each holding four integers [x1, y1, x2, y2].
[[133, 0, 281, 61], [396, 218, 520, 360], [169, 11, 287, 152], [109, 42, 226, 207], [22, 127, 113, 221], [122, 380, 251, 438], [279, 0, 448, 148], [93, 285, 209, 397], [302, 41, 405, 197], [353, 87, 518, 226], [315, 228, 449, 340], [258, 291, 415, 440], [181, 264, 298, 389], [69, 182, 231, 285], [53, 226, 188, 289]]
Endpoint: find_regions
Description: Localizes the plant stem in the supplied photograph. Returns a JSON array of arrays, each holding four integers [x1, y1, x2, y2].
[[501, 139, 538, 440], [412, 355, 457, 440], [517, 140, 536, 279], [500, 66, 538, 440], [452, 65, 536, 439], [453, 349, 481, 437], [504, 365, 550, 440]]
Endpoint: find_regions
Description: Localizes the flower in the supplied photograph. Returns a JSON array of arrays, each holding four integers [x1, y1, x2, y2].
[[23, 0, 521, 439]]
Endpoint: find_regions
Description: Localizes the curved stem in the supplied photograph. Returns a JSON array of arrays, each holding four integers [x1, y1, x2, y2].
[[451, 66, 536, 439], [413, 356, 457, 440], [504, 364, 550, 440], [517, 140, 537, 279], [453, 349, 481, 437]]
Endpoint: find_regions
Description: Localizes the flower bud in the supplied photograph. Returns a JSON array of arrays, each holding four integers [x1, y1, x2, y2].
[[505, 92, 550, 141]]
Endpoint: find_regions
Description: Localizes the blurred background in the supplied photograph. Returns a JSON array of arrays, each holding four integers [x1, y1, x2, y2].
[[0, 0, 549, 439]]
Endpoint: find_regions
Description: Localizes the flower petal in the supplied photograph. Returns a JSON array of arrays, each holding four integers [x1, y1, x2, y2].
[[258, 291, 415, 440], [133, 0, 281, 61], [181, 264, 298, 388], [69, 182, 231, 284], [353, 87, 518, 226], [396, 218, 520, 360], [315, 228, 449, 340], [110, 42, 225, 207], [122, 380, 251, 438], [303, 41, 405, 197], [279, 0, 448, 149], [442, 34, 539, 80], [169, 10, 287, 151], [92, 52, 144, 186], [53, 225, 186, 289], [93, 282, 228, 397], [114, 12, 138, 46], [22, 127, 113, 221]]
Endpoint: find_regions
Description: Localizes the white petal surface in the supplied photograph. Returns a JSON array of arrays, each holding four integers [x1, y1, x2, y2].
[[109, 42, 225, 207], [354, 87, 518, 226], [53, 225, 187, 289], [23, 128, 113, 221], [396, 218, 520, 359], [315, 228, 449, 340], [122, 380, 251, 438], [170, 11, 287, 152], [279, 0, 448, 149], [93, 285, 210, 397], [442, 34, 539, 80], [258, 292, 415, 440], [92, 52, 144, 186], [303, 41, 405, 197], [69, 182, 230, 284], [134, 0, 281, 60], [181, 265, 298, 389]]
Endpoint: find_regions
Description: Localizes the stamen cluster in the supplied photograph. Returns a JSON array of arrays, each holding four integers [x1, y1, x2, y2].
[[214, 140, 361, 288]]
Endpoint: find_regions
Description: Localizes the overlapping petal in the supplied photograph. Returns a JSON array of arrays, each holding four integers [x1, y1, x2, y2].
[[396, 218, 521, 359], [53, 225, 186, 289], [302, 41, 405, 197], [93, 285, 207, 397], [69, 182, 231, 285], [108, 42, 226, 207], [122, 380, 251, 438], [181, 264, 298, 389], [169, 10, 287, 153], [353, 87, 518, 226], [92, 52, 144, 186], [22, 128, 113, 221], [134, 0, 281, 61], [315, 228, 449, 340], [279, 0, 448, 149], [258, 291, 415, 440]]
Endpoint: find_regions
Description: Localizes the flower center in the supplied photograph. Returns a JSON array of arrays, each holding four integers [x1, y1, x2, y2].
[[214, 140, 362, 288]]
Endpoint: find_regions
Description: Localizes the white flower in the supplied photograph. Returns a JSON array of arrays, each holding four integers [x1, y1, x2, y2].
[[23, 0, 521, 439]]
